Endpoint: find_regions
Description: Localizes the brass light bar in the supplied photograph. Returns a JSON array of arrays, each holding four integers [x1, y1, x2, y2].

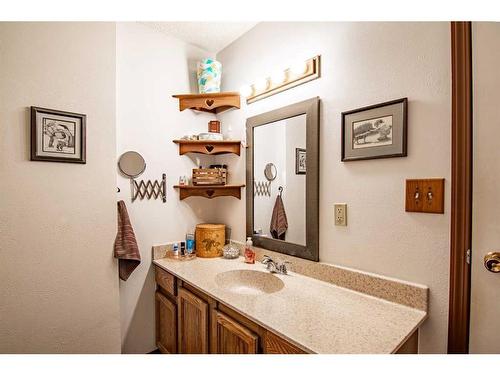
[[246, 55, 321, 104]]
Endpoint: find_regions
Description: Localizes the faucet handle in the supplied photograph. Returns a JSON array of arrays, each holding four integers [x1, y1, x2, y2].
[[261, 255, 273, 264], [276, 260, 290, 274]]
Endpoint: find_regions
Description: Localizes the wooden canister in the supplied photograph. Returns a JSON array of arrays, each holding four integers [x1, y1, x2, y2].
[[195, 224, 225, 258]]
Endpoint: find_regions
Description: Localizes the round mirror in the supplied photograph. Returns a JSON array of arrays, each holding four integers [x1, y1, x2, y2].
[[264, 163, 277, 181], [118, 151, 146, 178]]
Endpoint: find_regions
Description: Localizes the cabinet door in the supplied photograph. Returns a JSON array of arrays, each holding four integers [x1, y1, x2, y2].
[[264, 331, 307, 354], [177, 287, 209, 354], [212, 310, 258, 354], [155, 292, 177, 354]]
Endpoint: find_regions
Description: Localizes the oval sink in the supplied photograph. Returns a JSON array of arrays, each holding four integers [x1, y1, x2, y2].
[[215, 270, 285, 295]]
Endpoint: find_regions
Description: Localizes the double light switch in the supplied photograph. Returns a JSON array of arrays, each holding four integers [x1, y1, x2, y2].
[[405, 178, 445, 214]]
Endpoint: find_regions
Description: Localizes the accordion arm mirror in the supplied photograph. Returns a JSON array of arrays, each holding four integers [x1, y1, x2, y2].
[[264, 163, 277, 181], [118, 151, 166, 203]]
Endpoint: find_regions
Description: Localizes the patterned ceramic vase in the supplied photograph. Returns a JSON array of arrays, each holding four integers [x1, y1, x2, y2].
[[197, 58, 222, 93]]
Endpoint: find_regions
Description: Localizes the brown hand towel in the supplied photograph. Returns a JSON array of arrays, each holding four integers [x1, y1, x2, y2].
[[114, 200, 141, 281], [270, 195, 288, 240]]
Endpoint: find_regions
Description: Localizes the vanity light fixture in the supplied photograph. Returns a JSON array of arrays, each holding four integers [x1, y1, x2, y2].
[[271, 70, 286, 85], [244, 55, 321, 104], [239, 85, 253, 98], [290, 60, 308, 76], [254, 77, 269, 92]]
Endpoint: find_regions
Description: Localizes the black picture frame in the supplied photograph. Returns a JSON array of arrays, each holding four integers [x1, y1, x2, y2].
[[295, 148, 306, 174], [30, 106, 86, 164], [341, 98, 407, 161]]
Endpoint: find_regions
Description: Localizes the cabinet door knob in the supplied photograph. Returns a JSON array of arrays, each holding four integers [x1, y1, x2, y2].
[[484, 252, 500, 273]]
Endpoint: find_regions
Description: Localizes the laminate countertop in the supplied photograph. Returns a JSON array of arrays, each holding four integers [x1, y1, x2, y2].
[[153, 256, 427, 354]]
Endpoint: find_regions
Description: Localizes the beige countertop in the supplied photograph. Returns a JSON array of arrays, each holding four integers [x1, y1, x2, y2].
[[153, 256, 427, 354]]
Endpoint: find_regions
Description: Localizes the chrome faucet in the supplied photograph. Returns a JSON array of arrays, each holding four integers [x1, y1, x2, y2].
[[261, 255, 290, 275]]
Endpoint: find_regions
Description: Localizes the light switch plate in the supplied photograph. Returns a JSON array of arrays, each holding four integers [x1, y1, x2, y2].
[[334, 203, 347, 226], [405, 178, 445, 214]]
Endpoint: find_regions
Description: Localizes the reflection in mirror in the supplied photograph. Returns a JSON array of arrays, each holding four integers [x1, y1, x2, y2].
[[253, 115, 306, 246], [264, 163, 277, 181], [118, 151, 146, 178]]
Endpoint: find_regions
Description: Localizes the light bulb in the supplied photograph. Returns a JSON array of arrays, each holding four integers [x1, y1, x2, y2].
[[254, 78, 268, 92], [271, 70, 286, 85], [290, 60, 307, 76], [239, 85, 253, 98]]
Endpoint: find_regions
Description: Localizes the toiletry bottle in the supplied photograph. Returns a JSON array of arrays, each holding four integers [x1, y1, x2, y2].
[[226, 124, 233, 140], [244, 237, 255, 264], [186, 233, 195, 255], [172, 243, 179, 257], [180, 241, 185, 256]]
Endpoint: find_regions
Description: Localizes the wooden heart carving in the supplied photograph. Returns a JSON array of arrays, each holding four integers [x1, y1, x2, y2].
[[206, 189, 215, 197], [205, 99, 214, 107], [205, 145, 214, 153]]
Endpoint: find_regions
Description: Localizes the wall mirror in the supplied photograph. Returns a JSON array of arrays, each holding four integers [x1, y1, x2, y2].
[[246, 97, 319, 261]]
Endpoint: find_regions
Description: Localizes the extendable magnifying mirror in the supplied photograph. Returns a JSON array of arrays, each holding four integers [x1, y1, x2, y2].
[[264, 163, 277, 181], [118, 151, 146, 178]]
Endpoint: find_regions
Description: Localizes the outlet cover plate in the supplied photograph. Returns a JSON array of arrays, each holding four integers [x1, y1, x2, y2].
[[334, 203, 347, 226]]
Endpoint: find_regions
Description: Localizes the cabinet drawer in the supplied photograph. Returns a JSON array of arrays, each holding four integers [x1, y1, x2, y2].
[[155, 267, 176, 297]]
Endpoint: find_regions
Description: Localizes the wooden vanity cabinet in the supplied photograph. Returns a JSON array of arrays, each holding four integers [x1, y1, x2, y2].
[[155, 266, 307, 354]]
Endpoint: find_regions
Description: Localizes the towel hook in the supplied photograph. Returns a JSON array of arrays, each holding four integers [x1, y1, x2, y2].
[[278, 186, 283, 197]]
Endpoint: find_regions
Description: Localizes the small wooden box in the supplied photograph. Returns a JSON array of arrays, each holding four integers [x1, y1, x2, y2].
[[208, 120, 221, 133], [195, 224, 225, 258], [192, 168, 227, 186]]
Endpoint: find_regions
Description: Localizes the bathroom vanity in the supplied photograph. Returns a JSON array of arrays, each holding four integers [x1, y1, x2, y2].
[[153, 247, 427, 354], [153, 97, 428, 354]]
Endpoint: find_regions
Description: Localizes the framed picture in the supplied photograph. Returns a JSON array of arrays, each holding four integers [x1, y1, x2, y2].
[[341, 98, 407, 161], [31, 106, 86, 164], [295, 148, 306, 174]]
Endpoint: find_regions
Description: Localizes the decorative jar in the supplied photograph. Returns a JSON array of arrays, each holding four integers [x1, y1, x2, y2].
[[197, 58, 222, 93]]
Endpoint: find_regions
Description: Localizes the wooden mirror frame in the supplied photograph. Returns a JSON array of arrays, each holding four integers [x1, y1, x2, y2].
[[246, 97, 320, 262]]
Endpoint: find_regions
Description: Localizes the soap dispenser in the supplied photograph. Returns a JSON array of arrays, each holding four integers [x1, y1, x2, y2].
[[244, 237, 255, 264]]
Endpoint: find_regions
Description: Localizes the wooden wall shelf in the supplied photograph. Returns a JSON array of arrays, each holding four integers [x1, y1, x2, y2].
[[173, 140, 241, 156], [173, 185, 245, 200], [172, 92, 240, 114]]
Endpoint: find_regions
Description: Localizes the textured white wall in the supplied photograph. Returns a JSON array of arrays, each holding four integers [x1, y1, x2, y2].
[[0, 22, 121, 353], [215, 22, 451, 353], [116, 22, 217, 353]]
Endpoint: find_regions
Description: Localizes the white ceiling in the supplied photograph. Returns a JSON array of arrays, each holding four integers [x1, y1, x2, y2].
[[143, 22, 258, 53]]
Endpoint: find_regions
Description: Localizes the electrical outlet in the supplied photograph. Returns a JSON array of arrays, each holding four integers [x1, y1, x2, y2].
[[334, 203, 347, 226]]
